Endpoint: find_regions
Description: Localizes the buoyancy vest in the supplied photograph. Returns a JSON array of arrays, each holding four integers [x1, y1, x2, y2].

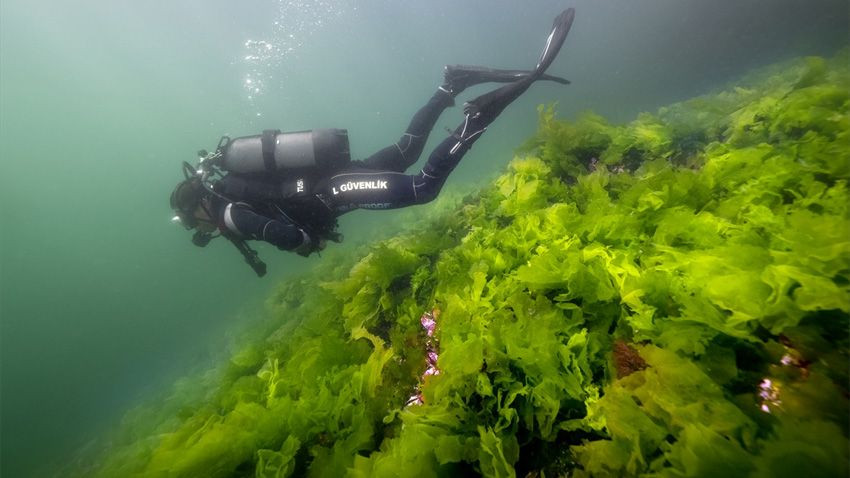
[[213, 173, 339, 243]]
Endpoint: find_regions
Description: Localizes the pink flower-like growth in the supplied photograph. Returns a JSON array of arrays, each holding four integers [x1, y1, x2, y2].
[[758, 378, 781, 414], [406, 310, 441, 406], [421, 313, 437, 337]]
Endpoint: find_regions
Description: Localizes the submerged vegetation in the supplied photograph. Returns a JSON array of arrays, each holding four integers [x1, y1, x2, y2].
[[78, 52, 848, 477]]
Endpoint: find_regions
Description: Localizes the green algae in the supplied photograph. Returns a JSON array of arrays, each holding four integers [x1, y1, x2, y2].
[[76, 51, 849, 477]]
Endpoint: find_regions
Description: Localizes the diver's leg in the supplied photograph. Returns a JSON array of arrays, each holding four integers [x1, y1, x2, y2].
[[318, 170, 420, 214], [409, 114, 488, 204], [319, 112, 491, 213], [356, 89, 454, 172], [410, 80, 558, 201], [354, 7, 574, 173], [319, 80, 537, 213], [328, 7, 576, 209], [411, 6, 576, 199], [352, 64, 559, 174], [319, 105, 497, 214]]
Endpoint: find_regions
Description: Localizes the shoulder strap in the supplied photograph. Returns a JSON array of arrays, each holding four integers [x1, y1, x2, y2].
[[261, 129, 281, 172]]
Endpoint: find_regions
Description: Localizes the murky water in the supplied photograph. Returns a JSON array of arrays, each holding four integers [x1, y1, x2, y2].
[[1, 0, 846, 476]]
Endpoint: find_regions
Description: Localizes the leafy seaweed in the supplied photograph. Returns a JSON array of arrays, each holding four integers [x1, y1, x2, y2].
[[71, 51, 849, 478]]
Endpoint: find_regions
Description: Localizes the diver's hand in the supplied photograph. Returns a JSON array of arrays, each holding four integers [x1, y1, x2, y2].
[[292, 229, 326, 257]]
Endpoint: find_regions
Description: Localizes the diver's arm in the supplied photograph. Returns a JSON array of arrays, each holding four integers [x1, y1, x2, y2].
[[221, 203, 310, 252]]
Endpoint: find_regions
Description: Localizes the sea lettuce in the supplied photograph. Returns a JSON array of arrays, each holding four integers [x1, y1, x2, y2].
[[72, 51, 849, 478]]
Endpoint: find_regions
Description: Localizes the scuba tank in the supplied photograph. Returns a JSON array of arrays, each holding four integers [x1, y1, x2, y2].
[[177, 129, 348, 276], [220, 128, 351, 175]]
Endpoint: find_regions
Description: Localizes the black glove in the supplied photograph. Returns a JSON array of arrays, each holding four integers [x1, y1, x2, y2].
[[292, 230, 327, 257]]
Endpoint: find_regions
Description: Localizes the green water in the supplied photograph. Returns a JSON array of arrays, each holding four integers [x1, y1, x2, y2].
[[0, 0, 846, 476]]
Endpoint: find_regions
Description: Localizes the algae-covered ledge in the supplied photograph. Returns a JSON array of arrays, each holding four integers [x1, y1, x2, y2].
[[75, 52, 849, 478]]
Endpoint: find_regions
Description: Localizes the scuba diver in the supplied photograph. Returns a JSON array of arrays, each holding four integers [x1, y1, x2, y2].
[[170, 8, 575, 276]]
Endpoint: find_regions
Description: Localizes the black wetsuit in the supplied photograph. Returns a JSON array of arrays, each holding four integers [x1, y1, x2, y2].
[[183, 6, 574, 260], [212, 88, 491, 254]]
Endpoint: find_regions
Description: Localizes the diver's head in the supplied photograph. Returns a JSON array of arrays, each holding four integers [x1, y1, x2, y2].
[[170, 168, 218, 246], [171, 176, 205, 227]]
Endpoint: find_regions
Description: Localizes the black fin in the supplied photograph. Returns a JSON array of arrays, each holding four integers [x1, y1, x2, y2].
[[463, 7, 575, 125], [444, 64, 570, 95], [535, 7, 575, 75]]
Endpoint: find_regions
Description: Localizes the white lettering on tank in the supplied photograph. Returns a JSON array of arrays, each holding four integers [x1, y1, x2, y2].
[[296, 178, 304, 193]]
